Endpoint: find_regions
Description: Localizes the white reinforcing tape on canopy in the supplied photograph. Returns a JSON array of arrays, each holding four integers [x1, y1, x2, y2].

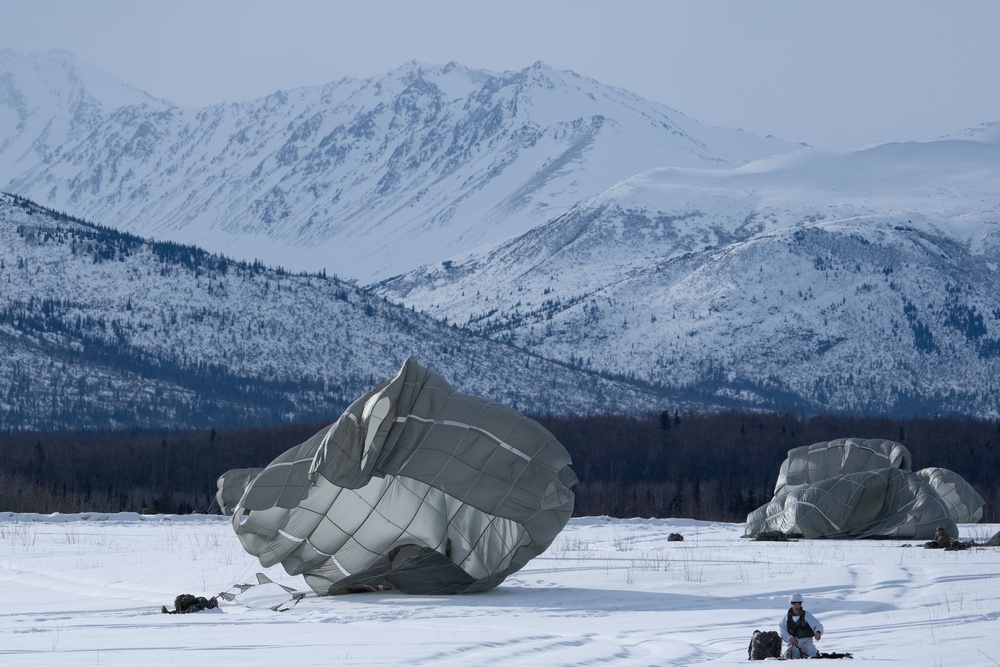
[[328, 554, 351, 577], [279, 532, 351, 576], [395, 415, 532, 461]]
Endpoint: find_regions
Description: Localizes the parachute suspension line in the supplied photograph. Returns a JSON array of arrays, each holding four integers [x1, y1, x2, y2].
[[217, 572, 311, 612]]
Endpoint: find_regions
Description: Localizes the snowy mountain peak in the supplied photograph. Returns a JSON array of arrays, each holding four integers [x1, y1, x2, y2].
[[0, 49, 170, 185], [4, 50, 999, 420], [0, 48, 168, 112], [1, 52, 796, 282]]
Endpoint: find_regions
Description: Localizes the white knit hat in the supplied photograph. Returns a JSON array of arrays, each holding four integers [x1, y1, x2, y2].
[[789, 593, 804, 604]]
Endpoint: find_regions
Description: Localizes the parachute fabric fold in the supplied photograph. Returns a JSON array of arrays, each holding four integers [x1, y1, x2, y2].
[[217, 359, 576, 595], [744, 437, 984, 539], [917, 467, 985, 523]]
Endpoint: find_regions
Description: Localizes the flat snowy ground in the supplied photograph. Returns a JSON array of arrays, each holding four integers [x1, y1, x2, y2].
[[1, 513, 997, 666]]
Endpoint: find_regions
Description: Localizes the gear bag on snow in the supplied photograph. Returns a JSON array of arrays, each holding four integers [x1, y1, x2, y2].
[[748, 629, 782, 660]]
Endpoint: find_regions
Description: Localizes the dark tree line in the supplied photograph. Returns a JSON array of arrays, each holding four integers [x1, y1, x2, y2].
[[0, 421, 326, 515], [1, 411, 997, 523], [537, 411, 999, 522]]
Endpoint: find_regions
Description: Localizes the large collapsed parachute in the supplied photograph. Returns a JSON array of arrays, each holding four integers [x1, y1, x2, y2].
[[217, 359, 577, 596], [744, 438, 984, 540]]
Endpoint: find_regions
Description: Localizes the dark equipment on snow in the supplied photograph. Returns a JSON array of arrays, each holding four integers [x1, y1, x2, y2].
[[748, 629, 782, 660], [748, 629, 853, 660], [161, 594, 218, 614]]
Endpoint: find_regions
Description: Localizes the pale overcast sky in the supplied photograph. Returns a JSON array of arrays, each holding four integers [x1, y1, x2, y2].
[[2, 0, 998, 150]]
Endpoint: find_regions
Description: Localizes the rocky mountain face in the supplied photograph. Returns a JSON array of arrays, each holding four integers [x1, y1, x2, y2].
[[1, 50, 793, 283], [3, 50, 999, 422]]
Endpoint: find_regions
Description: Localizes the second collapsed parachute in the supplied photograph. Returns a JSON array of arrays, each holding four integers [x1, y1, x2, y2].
[[744, 438, 984, 540], [217, 359, 577, 596]]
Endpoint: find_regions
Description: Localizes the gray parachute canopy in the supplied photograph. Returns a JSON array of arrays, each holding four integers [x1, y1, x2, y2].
[[217, 359, 577, 596], [744, 438, 984, 540]]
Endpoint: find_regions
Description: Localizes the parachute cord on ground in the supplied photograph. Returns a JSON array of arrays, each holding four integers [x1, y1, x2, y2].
[[218, 572, 312, 612]]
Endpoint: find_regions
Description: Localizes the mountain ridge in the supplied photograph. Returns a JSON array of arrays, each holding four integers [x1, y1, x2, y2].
[[4, 51, 1000, 422], [1, 51, 795, 282], [375, 132, 1000, 418], [1, 192, 751, 431]]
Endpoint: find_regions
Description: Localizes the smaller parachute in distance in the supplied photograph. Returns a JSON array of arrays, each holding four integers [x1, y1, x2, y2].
[[217, 359, 577, 595], [744, 437, 984, 540]]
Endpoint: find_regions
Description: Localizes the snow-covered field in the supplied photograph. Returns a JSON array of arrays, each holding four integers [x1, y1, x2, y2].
[[1, 513, 997, 666]]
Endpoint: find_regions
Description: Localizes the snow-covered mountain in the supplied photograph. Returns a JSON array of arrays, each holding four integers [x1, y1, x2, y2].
[[1, 50, 794, 283], [0, 50, 170, 184], [1, 193, 735, 431], [376, 128, 1000, 418], [4, 50, 999, 420]]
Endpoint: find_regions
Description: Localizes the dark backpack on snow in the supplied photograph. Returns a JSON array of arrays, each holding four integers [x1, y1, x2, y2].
[[748, 629, 782, 660]]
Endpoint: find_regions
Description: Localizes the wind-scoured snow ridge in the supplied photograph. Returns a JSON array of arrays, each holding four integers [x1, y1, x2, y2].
[[377, 132, 1000, 419], [0, 194, 736, 431], [1, 52, 795, 283]]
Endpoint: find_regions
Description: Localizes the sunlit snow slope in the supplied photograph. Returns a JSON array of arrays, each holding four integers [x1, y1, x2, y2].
[[1, 50, 794, 282], [377, 127, 1000, 417]]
